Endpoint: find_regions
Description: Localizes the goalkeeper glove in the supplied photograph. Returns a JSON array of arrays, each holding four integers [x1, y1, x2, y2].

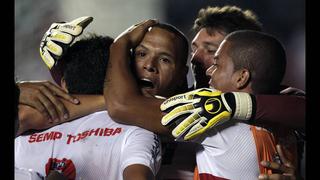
[[39, 16, 93, 69], [160, 88, 255, 140]]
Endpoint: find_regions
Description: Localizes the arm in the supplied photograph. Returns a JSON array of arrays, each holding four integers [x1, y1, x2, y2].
[[104, 20, 170, 135], [17, 95, 105, 135], [123, 164, 154, 180], [255, 95, 305, 131], [17, 81, 79, 122]]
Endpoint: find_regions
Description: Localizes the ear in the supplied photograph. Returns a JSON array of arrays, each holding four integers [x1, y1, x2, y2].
[[235, 69, 250, 89], [60, 77, 69, 93]]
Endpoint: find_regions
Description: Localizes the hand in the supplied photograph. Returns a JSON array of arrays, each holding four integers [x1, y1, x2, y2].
[[114, 19, 158, 47], [259, 145, 298, 180], [160, 88, 254, 140], [17, 81, 79, 122], [40, 16, 93, 69]]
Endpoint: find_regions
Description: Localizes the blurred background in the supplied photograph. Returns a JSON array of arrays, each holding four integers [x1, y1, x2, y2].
[[14, 0, 305, 91]]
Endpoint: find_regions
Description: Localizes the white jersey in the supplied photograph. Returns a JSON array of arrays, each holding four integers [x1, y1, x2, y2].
[[15, 111, 161, 180], [193, 120, 277, 180], [15, 167, 43, 180]]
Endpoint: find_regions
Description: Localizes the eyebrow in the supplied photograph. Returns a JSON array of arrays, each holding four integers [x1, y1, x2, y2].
[[137, 44, 175, 59], [192, 41, 219, 48], [203, 41, 219, 48]]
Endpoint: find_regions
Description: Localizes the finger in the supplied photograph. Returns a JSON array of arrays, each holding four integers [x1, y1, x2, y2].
[[161, 103, 196, 126], [45, 39, 63, 56], [135, 19, 158, 32], [276, 145, 292, 167], [49, 29, 74, 44], [21, 97, 52, 122], [44, 81, 79, 104], [71, 16, 93, 29], [258, 174, 291, 180], [38, 84, 69, 121], [172, 112, 202, 139], [40, 48, 55, 69], [184, 111, 230, 140], [58, 16, 93, 36], [160, 93, 196, 112], [260, 161, 290, 174], [36, 92, 60, 122]]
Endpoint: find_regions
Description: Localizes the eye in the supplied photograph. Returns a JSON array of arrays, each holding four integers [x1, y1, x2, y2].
[[207, 49, 216, 55], [134, 50, 146, 58], [160, 57, 171, 64]]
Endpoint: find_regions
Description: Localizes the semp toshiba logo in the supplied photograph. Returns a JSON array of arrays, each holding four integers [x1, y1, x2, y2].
[[28, 127, 122, 144]]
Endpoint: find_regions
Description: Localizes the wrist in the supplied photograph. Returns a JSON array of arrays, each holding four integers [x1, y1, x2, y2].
[[223, 92, 254, 121]]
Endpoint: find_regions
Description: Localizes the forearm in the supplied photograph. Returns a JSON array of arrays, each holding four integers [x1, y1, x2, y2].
[[61, 95, 105, 120], [123, 164, 154, 180], [254, 95, 305, 131], [18, 95, 105, 134], [104, 40, 170, 135]]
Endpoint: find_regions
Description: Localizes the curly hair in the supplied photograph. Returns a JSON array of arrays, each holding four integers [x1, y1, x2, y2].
[[193, 6, 262, 34]]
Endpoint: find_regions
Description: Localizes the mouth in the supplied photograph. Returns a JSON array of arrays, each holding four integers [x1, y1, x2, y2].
[[138, 78, 155, 89]]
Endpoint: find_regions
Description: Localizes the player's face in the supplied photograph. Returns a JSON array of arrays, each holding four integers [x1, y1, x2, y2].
[[206, 40, 238, 92], [191, 28, 226, 88], [134, 27, 186, 97]]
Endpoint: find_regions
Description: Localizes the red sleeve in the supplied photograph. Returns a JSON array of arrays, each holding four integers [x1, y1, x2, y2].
[[254, 94, 305, 131]]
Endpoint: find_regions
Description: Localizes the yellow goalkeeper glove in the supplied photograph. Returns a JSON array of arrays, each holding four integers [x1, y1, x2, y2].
[[39, 16, 93, 69], [160, 88, 255, 140]]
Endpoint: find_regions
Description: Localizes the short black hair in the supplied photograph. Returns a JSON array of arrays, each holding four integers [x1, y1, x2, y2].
[[225, 30, 286, 94], [62, 34, 114, 94], [193, 6, 262, 34]]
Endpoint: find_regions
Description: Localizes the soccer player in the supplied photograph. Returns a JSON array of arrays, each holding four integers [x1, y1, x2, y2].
[[15, 34, 161, 180], [178, 30, 294, 179]]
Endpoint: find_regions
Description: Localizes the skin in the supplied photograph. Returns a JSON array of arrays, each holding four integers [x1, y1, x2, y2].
[[259, 145, 297, 180], [133, 27, 187, 97], [20, 19, 304, 180], [206, 39, 251, 93], [17, 81, 79, 122], [205, 36, 297, 180], [104, 20, 187, 135], [193, 28, 305, 131], [191, 28, 226, 89]]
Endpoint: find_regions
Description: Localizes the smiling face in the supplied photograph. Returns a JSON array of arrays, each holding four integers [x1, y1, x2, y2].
[[133, 27, 187, 97], [206, 39, 238, 92], [191, 28, 226, 88]]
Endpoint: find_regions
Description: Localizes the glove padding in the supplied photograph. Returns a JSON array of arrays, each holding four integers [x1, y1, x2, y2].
[[160, 88, 254, 140], [39, 16, 93, 69]]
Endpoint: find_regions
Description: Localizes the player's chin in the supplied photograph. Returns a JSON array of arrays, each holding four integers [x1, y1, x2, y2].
[[141, 88, 157, 98]]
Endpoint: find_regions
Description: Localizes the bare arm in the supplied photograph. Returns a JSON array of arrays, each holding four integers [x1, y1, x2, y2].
[[17, 95, 105, 135], [123, 164, 154, 180], [104, 20, 170, 135], [104, 20, 305, 136]]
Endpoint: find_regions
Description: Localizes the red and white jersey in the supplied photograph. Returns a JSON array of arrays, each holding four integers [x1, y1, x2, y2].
[[193, 121, 277, 180], [15, 111, 161, 180]]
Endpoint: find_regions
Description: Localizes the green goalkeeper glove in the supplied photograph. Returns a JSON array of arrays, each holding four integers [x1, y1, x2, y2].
[[160, 88, 255, 140], [39, 16, 93, 69]]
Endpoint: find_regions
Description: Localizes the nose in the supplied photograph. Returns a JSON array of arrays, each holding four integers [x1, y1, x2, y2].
[[143, 58, 157, 73], [206, 64, 216, 77], [191, 49, 203, 65]]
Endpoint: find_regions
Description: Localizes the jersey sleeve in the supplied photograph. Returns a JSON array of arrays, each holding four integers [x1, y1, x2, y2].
[[254, 94, 305, 130], [120, 127, 162, 176]]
